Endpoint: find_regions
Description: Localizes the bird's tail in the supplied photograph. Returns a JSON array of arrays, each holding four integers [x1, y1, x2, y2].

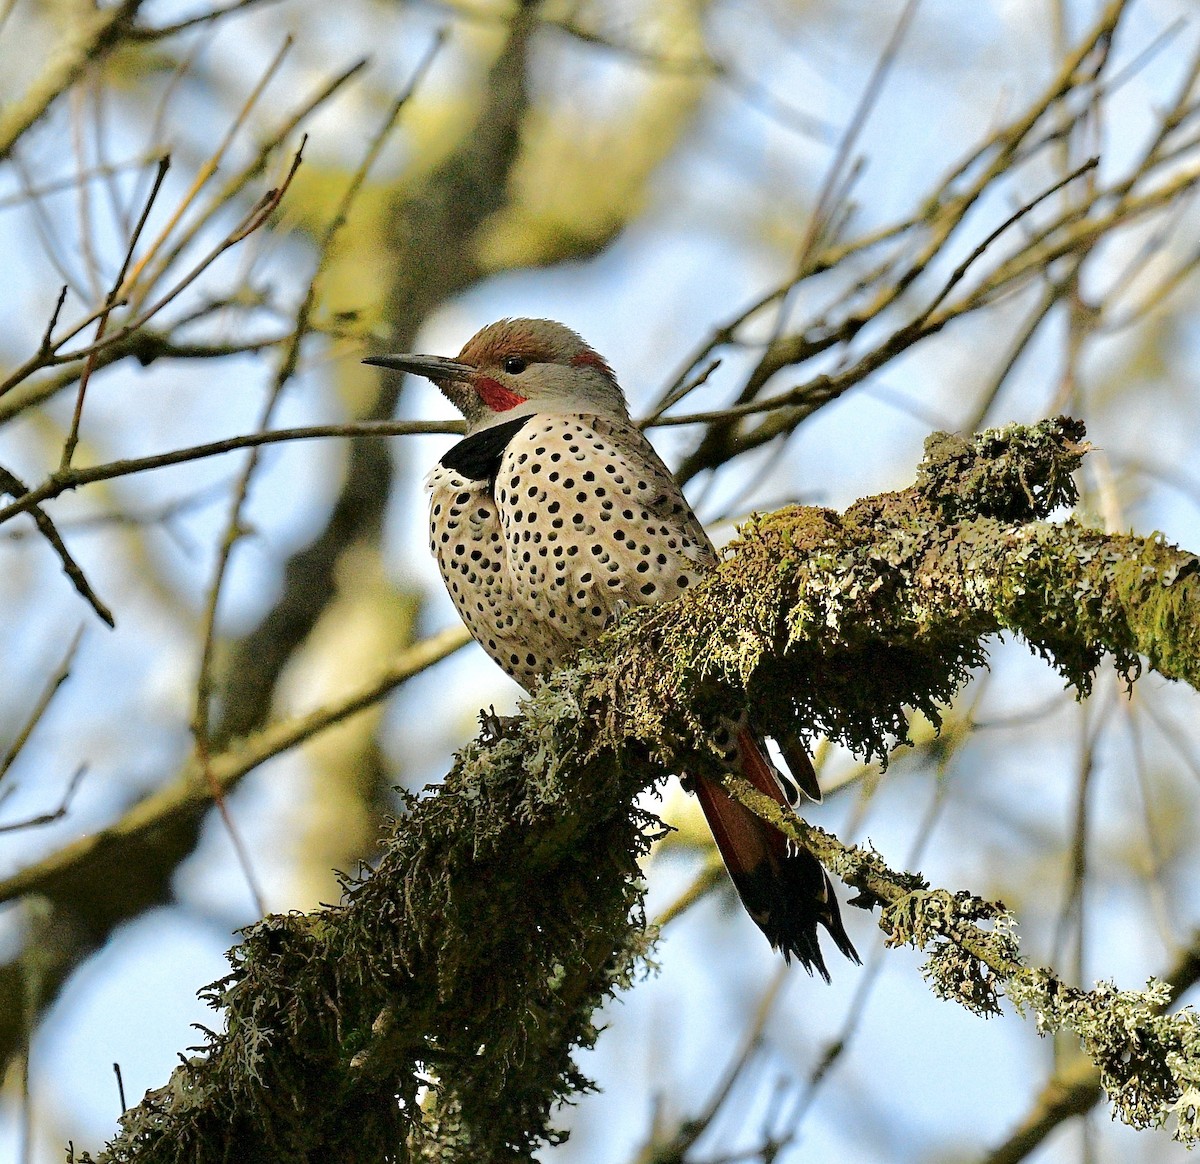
[[692, 729, 859, 979]]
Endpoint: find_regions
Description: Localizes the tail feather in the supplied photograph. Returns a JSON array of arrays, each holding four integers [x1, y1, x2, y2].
[[690, 731, 859, 978], [772, 729, 823, 803]]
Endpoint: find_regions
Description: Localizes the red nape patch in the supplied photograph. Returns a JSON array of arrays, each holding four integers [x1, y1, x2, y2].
[[474, 376, 528, 412], [570, 349, 614, 378]]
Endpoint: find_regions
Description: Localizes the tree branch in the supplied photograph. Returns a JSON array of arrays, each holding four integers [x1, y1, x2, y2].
[[0, 0, 147, 163], [78, 417, 1200, 1162]]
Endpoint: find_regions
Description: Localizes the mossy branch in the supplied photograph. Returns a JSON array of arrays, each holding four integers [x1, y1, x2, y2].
[[86, 417, 1200, 1162]]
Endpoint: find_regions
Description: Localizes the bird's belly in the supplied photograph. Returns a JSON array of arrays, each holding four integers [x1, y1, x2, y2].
[[428, 468, 572, 691]]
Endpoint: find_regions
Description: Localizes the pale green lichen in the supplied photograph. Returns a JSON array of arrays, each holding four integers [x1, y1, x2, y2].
[[1007, 969, 1200, 1144]]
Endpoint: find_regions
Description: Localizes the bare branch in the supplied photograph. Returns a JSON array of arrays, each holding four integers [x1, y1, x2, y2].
[[60, 154, 171, 470], [0, 0, 147, 163], [0, 628, 84, 785], [0, 766, 89, 835], [0, 418, 462, 528], [127, 0, 286, 41], [0, 626, 467, 908], [0, 466, 114, 625]]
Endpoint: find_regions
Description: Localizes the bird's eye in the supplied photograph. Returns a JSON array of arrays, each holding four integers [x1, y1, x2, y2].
[[502, 355, 527, 375]]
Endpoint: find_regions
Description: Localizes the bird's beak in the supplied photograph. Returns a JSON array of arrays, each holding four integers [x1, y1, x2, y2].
[[362, 353, 475, 383]]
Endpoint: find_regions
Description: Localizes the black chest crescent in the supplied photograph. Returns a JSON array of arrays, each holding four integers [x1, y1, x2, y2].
[[439, 415, 534, 484]]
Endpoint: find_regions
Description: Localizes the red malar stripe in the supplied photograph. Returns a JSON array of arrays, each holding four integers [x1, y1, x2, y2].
[[474, 376, 528, 412]]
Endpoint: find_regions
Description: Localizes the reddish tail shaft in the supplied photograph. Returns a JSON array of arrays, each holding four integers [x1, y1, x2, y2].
[[692, 731, 858, 978]]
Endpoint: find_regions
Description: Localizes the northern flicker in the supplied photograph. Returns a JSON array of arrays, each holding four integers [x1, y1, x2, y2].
[[365, 318, 858, 977]]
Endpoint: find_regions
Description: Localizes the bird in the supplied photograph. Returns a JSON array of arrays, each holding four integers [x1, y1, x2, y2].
[[364, 318, 858, 977]]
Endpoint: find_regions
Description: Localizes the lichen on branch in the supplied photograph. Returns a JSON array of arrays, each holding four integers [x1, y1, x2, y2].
[[88, 417, 1200, 1162]]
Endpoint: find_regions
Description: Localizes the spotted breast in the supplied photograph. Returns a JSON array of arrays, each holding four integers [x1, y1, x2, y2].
[[428, 411, 712, 689]]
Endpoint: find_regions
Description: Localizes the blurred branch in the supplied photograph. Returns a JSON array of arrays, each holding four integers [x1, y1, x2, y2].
[[0, 0, 146, 163], [0, 144, 305, 620], [0, 479, 230, 538], [723, 770, 1200, 1146], [0, 765, 88, 834], [118, 36, 301, 304], [793, 0, 922, 277], [652, 859, 725, 932], [0, 622, 467, 1087], [0, 6, 546, 1083], [188, 32, 445, 916], [0, 154, 156, 211], [634, 969, 788, 1163], [79, 418, 1200, 1162], [788, 738, 963, 1133], [0, 625, 467, 908], [128, 0, 286, 42], [0, 628, 84, 786]]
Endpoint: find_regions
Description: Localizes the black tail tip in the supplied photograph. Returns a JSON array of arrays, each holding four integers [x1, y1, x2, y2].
[[734, 862, 860, 980], [769, 915, 859, 982]]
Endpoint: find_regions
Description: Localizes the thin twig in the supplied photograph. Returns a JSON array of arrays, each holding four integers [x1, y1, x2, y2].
[[0, 155, 154, 211], [190, 36, 445, 914], [0, 627, 469, 907], [128, 0, 285, 41], [125, 56, 364, 315], [794, 0, 922, 275], [60, 155, 171, 470], [0, 628, 85, 783], [0, 418, 462, 528], [0, 467, 115, 625], [119, 36, 294, 297], [0, 765, 89, 834]]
